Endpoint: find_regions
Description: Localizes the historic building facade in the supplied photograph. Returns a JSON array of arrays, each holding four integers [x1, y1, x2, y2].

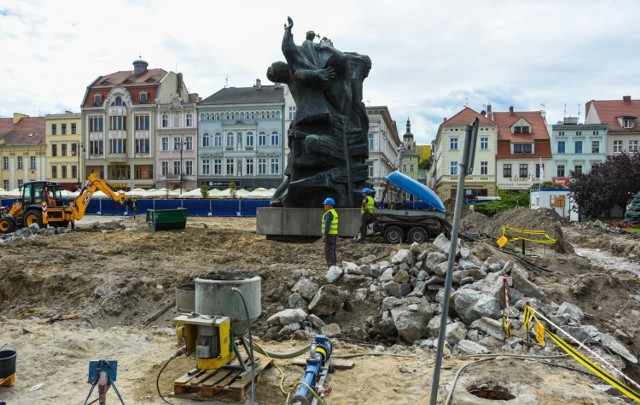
[[44, 111, 82, 190], [0, 113, 46, 191], [80, 59, 198, 190], [197, 80, 286, 190], [365, 106, 401, 198]]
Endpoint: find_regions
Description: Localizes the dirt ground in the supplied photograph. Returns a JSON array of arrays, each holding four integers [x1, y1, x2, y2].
[[0, 208, 639, 404]]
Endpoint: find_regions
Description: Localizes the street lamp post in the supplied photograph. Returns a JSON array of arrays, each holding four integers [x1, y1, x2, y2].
[[179, 139, 184, 196]]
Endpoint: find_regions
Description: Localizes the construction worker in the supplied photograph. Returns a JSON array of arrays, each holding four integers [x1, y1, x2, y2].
[[357, 188, 375, 243], [322, 197, 338, 268]]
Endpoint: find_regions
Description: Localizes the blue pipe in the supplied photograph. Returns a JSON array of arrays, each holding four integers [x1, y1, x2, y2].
[[291, 335, 332, 404]]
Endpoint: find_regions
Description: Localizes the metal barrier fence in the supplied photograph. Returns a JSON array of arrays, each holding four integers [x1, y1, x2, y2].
[[0, 198, 270, 217]]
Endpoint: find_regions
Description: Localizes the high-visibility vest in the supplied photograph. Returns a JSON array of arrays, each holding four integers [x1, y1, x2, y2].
[[322, 209, 339, 235], [361, 195, 375, 214]]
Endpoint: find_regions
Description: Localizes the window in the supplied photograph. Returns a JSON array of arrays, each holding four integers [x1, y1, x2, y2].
[[450, 137, 458, 150], [109, 138, 126, 154], [173, 161, 180, 175], [89, 116, 104, 132], [186, 113, 193, 127], [536, 163, 545, 178], [557, 165, 565, 177], [226, 132, 234, 148], [558, 131, 565, 136], [89, 140, 103, 155], [61, 144, 67, 157], [202, 133, 210, 147], [368, 133, 374, 150], [409, 164, 414, 172], [161, 161, 169, 175], [71, 143, 78, 156], [114, 96, 123, 106], [258, 158, 267, 175], [30, 156, 36, 170], [2, 157, 7, 170], [109, 165, 128, 180], [613, 140, 623, 153], [480, 161, 488, 175], [480, 137, 489, 150], [514, 125, 530, 134], [271, 131, 279, 146], [61, 124, 67, 135], [202, 159, 210, 175], [271, 158, 279, 174], [214, 133, 222, 147], [71, 165, 77, 179], [52, 165, 58, 178], [135, 138, 150, 154], [519, 164, 528, 178], [71, 123, 77, 134], [258, 132, 267, 146], [161, 137, 169, 151], [513, 143, 533, 154], [94, 94, 102, 106], [288, 106, 296, 120], [503, 164, 512, 178], [557, 141, 565, 154], [575, 141, 583, 154], [61, 165, 67, 178], [140, 92, 147, 104], [574, 165, 583, 175], [623, 118, 635, 128], [246, 132, 254, 148], [246, 158, 254, 175], [135, 115, 150, 130], [109, 115, 126, 130], [629, 140, 638, 153], [592, 141, 600, 154], [226, 158, 234, 175], [51, 144, 57, 157], [214, 159, 222, 175], [450, 161, 458, 175], [185, 136, 193, 150], [17, 180, 23, 188], [2, 180, 7, 190], [368, 162, 374, 177], [174, 137, 183, 151], [17, 156, 23, 169], [161, 114, 169, 128], [576, 131, 582, 136], [185, 161, 193, 176], [51, 124, 57, 135]]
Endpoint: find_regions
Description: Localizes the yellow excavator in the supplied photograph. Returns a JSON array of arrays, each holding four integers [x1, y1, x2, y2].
[[0, 173, 135, 234]]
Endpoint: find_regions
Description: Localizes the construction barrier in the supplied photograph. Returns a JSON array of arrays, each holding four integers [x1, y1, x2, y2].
[[522, 304, 640, 403], [497, 225, 557, 248]]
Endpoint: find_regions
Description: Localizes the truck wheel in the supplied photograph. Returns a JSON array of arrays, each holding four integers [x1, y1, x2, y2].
[[407, 227, 428, 243], [384, 226, 405, 244], [0, 217, 16, 234], [25, 210, 44, 228]]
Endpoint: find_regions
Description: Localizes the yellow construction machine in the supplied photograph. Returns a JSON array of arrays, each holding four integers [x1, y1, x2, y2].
[[0, 173, 134, 234]]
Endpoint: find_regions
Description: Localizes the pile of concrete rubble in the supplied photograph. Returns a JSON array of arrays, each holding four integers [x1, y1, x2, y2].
[[265, 234, 638, 376]]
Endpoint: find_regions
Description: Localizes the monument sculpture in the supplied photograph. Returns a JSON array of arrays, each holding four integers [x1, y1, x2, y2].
[[267, 17, 372, 208]]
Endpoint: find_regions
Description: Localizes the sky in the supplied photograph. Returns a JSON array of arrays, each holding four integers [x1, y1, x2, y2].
[[2, 0, 640, 145]]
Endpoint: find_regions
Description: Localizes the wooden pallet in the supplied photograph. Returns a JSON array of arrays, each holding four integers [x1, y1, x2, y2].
[[171, 355, 272, 402]]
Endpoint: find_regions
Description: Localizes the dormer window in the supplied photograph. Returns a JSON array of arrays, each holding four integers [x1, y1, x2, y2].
[[513, 125, 530, 134], [140, 92, 148, 104], [93, 94, 102, 107], [623, 118, 636, 128], [513, 143, 533, 154]]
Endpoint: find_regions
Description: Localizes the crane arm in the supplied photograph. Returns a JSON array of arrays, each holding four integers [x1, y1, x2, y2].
[[70, 173, 133, 220]]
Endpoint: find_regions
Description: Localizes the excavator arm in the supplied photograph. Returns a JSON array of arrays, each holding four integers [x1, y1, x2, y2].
[[69, 173, 134, 221]]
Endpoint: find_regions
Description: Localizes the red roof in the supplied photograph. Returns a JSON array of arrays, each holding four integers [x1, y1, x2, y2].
[[0, 115, 46, 146], [586, 97, 640, 132], [492, 110, 551, 159], [82, 68, 167, 108], [441, 107, 495, 126]]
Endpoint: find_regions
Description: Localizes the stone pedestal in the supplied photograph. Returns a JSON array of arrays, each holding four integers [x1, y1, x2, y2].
[[256, 207, 360, 238]]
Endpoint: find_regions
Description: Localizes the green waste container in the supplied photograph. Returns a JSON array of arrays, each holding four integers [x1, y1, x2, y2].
[[146, 208, 188, 232]]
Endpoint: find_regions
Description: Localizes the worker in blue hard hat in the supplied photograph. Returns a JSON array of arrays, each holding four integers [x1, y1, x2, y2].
[[322, 197, 338, 268], [357, 188, 375, 243]]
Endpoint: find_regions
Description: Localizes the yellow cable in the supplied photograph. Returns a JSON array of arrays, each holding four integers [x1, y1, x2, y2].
[[252, 341, 288, 396], [288, 381, 327, 405]]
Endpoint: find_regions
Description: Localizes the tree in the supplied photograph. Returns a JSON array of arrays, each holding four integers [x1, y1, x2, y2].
[[570, 152, 640, 219], [229, 181, 237, 199], [624, 191, 640, 223], [200, 183, 209, 198], [418, 156, 433, 172]]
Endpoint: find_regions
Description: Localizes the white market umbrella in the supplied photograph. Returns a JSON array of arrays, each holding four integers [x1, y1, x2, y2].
[[179, 189, 205, 198], [126, 188, 148, 198]]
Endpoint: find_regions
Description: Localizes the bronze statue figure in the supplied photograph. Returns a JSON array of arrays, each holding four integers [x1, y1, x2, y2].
[[267, 16, 372, 208]]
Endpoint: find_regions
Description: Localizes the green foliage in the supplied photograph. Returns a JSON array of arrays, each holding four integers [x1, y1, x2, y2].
[[418, 156, 432, 171], [229, 181, 237, 198], [473, 189, 531, 217], [531, 181, 566, 190], [571, 152, 640, 219], [200, 183, 209, 198]]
